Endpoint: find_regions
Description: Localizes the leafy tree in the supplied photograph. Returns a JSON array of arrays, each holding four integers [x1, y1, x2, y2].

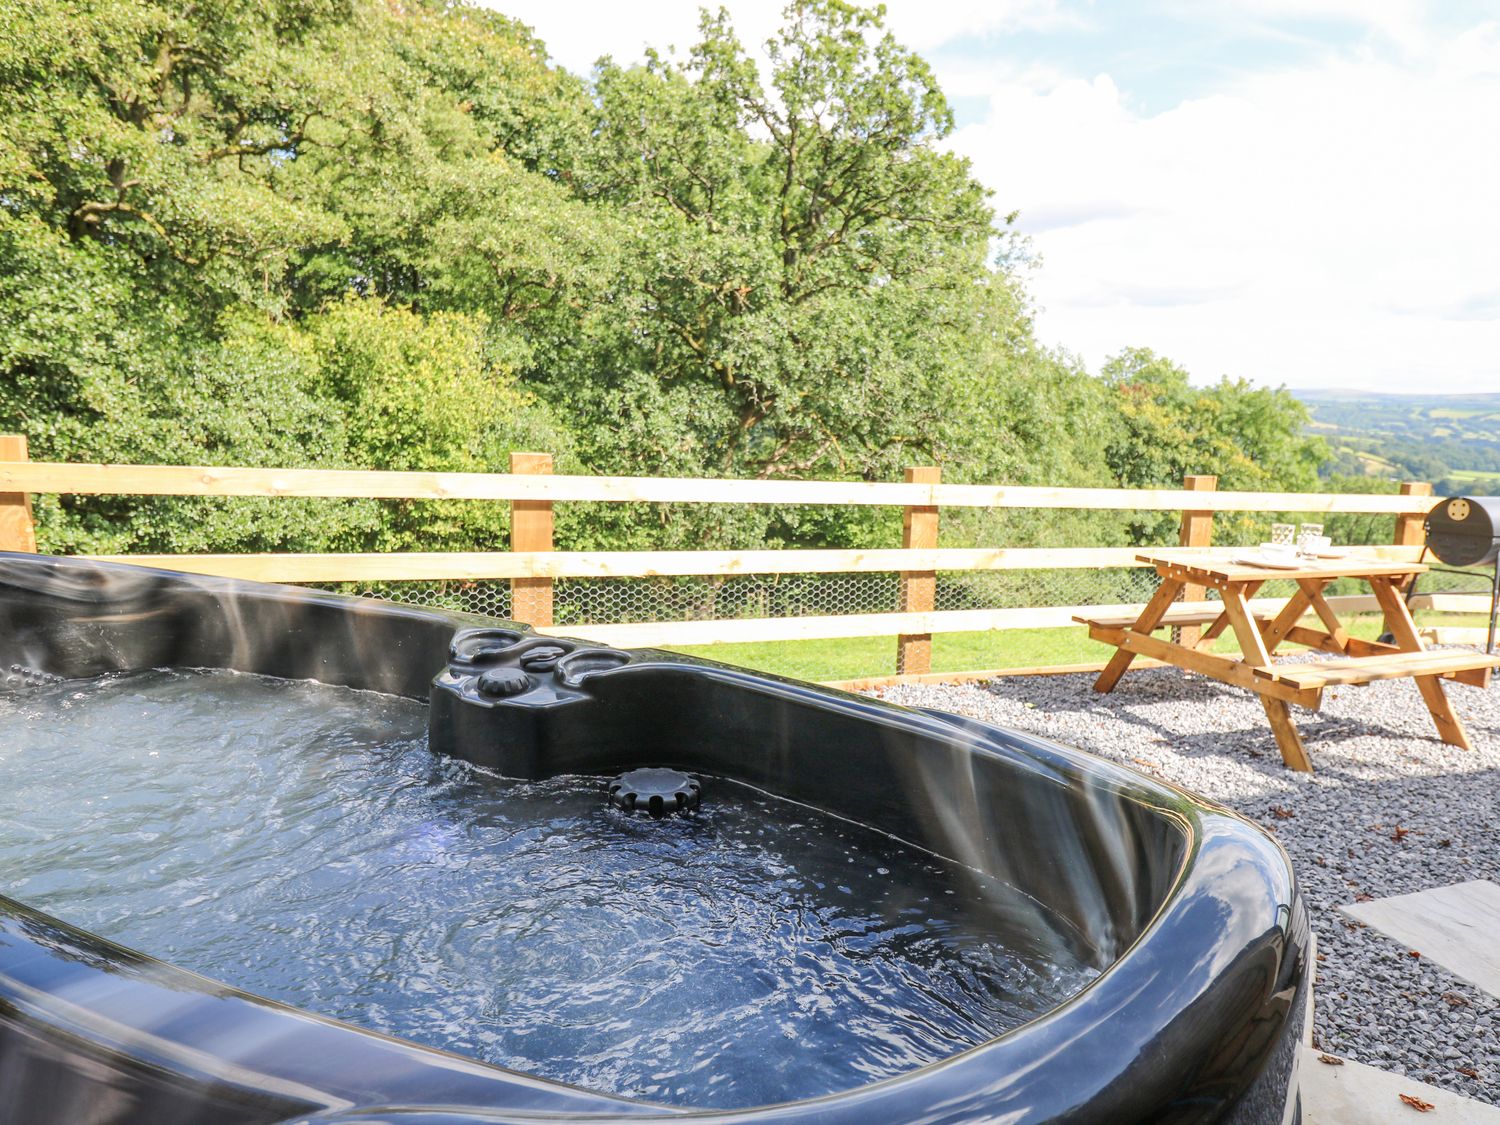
[[536, 1, 1030, 549], [1098, 347, 1327, 541], [0, 0, 1340, 568], [0, 0, 578, 552]]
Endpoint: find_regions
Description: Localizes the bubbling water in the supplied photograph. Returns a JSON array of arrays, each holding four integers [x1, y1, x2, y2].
[[0, 669, 1098, 1109]]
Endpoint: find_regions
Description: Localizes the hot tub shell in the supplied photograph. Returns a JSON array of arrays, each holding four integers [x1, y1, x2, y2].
[[0, 554, 1309, 1124]]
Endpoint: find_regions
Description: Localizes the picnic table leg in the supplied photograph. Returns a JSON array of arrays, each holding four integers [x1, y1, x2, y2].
[[1093, 577, 1184, 693], [1260, 582, 1321, 654], [1298, 579, 1352, 652], [1195, 580, 1264, 651], [1221, 585, 1314, 772], [1369, 577, 1473, 750]]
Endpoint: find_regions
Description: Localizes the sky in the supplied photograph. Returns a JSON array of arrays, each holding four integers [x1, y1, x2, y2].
[[489, 1, 1500, 395]]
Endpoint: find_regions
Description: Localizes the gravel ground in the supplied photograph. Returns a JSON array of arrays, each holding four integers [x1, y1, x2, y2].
[[875, 661, 1500, 1106]]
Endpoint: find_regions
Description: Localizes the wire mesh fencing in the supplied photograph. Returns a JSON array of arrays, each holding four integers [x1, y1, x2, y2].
[[310, 511, 1435, 684], [315, 565, 1193, 682]]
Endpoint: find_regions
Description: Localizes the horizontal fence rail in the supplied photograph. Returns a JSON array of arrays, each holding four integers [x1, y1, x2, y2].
[[0, 461, 1438, 512], [529, 594, 1450, 650], [0, 439, 1468, 685]]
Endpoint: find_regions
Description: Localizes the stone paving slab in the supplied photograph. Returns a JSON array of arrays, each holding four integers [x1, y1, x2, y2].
[[1341, 880, 1500, 1000], [1303, 1048, 1500, 1123]]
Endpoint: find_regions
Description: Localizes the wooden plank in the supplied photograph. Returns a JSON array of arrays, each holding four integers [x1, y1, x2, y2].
[[1092, 578, 1184, 693], [1420, 626, 1492, 645], [537, 604, 1147, 649], [509, 453, 554, 628], [69, 551, 1436, 585], [1145, 554, 1425, 584], [1400, 599, 1493, 686], [1409, 592, 1494, 613], [1087, 623, 1320, 707], [1282, 625, 1401, 658], [0, 435, 37, 553], [1257, 650, 1500, 689], [1175, 474, 1217, 646], [1298, 579, 1352, 653], [1368, 576, 1475, 748], [1386, 481, 1435, 633], [925, 484, 1435, 514], [1260, 583, 1319, 653], [537, 595, 1387, 649], [0, 460, 1441, 512], [87, 546, 1173, 581], [1261, 700, 1313, 772], [1338, 544, 1427, 562], [1322, 593, 1381, 615], [1198, 579, 1264, 649], [897, 466, 940, 674], [1393, 482, 1434, 547], [1313, 633, 1488, 686], [0, 462, 917, 505], [1074, 601, 1265, 630], [1221, 583, 1315, 771]]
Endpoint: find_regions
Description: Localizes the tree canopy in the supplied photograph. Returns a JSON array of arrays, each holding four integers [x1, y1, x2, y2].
[[0, 0, 1329, 555]]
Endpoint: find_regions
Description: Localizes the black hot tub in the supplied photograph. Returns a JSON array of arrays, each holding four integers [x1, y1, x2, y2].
[[0, 554, 1308, 1124]]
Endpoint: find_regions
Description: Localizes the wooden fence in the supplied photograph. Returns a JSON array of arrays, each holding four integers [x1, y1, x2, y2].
[[0, 436, 1468, 685]]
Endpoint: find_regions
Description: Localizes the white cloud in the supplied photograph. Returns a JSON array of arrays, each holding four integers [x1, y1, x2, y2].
[[876, 0, 1079, 50], [952, 24, 1500, 391]]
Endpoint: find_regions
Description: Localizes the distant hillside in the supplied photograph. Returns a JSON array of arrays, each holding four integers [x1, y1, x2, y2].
[[1293, 390, 1500, 490]]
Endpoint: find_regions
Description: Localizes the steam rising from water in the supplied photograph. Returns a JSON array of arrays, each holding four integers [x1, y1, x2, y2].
[[0, 669, 1097, 1109]]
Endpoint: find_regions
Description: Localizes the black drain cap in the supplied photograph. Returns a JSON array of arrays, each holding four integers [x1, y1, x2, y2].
[[607, 768, 701, 818]]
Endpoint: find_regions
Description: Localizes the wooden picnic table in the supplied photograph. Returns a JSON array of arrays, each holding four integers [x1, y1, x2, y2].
[[1076, 550, 1500, 772]]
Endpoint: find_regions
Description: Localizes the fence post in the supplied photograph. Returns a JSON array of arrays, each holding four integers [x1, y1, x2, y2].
[[896, 465, 940, 675], [0, 434, 37, 553], [1393, 481, 1433, 549], [1388, 480, 1433, 634], [509, 452, 553, 628], [1175, 474, 1217, 647]]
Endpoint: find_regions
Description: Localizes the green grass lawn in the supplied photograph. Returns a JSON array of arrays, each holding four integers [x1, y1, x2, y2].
[[671, 613, 1492, 683], [674, 626, 1111, 682], [1446, 468, 1500, 484]]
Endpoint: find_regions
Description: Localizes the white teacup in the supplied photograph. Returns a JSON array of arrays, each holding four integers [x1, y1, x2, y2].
[[1307, 535, 1332, 555]]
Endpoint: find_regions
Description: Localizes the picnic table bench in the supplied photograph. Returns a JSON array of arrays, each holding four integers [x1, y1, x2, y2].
[[1076, 551, 1500, 772]]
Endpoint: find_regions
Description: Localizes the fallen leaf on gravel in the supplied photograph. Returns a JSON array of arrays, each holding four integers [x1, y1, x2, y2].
[[1442, 992, 1470, 1008], [1270, 805, 1295, 819], [1317, 1054, 1344, 1066], [1354, 892, 1374, 902], [1408, 950, 1422, 959], [1438, 838, 1452, 848], [1457, 1066, 1480, 1079], [1399, 1093, 1435, 1112], [1391, 824, 1409, 842], [1129, 757, 1157, 770]]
